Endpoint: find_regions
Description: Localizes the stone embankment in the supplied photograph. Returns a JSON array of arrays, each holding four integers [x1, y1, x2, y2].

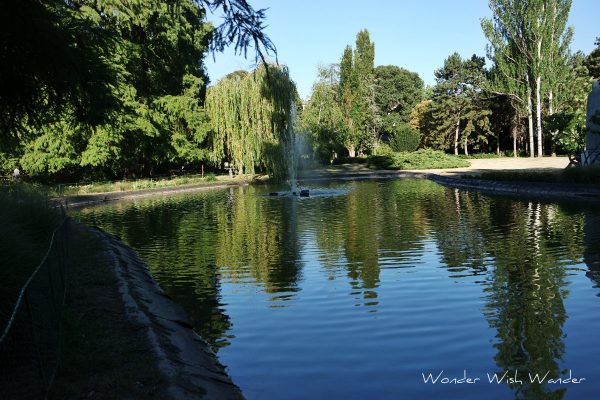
[[92, 227, 244, 400]]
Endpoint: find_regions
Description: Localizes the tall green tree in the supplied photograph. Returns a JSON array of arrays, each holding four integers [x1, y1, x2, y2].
[[205, 64, 298, 180], [482, 0, 573, 157], [301, 65, 345, 162], [425, 53, 492, 155], [1, 0, 277, 180], [374, 65, 424, 136], [338, 30, 376, 156], [585, 38, 600, 80]]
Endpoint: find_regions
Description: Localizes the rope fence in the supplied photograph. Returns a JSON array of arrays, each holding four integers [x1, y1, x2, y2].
[[0, 217, 70, 399]]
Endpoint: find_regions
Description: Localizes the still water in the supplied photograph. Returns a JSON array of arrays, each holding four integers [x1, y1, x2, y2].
[[73, 179, 600, 399]]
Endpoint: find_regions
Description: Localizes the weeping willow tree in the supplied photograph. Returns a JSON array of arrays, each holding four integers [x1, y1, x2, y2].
[[206, 64, 298, 181]]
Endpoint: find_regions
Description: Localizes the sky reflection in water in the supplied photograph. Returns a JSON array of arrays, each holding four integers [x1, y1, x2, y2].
[[73, 179, 600, 400]]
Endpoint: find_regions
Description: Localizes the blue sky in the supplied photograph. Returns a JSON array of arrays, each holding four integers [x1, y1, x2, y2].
[[205, 0, 598, 100]]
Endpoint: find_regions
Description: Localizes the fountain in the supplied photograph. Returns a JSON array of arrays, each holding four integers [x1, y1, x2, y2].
[[267, 101, 347, 199], [268, 101, 310, 197]]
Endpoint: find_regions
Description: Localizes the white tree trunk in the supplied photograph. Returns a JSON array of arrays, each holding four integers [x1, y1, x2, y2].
[[348, 145, 356, 158], [535, 75, 543, 157], [454, 117, 460, 156], [527, 91, 535, 158]]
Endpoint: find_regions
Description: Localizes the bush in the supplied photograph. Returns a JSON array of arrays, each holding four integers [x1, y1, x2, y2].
[[388, 124, 421, 152], [332, 156, 367, 165], [203, 173, 218, 182], [367, 149, 470, 170]]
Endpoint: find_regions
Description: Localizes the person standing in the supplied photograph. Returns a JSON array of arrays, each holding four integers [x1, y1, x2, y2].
[[13, 167, 20, 180]]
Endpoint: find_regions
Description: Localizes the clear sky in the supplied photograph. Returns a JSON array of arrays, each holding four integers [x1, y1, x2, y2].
[[205, 0, 598, 100]]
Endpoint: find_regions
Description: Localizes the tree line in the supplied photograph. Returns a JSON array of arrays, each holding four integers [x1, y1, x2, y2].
[[0, 0, 288, 182], [2, 0, 599, 182], [302, 0, 599, 162]]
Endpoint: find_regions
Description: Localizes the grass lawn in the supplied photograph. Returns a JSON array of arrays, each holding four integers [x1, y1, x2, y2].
[[49, 172, 265, 197]]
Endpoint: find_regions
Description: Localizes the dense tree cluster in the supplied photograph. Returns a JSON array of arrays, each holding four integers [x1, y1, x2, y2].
[[0, 0, 279, 181], [303, 1, 595, 161], [1, 0, 598, 181]]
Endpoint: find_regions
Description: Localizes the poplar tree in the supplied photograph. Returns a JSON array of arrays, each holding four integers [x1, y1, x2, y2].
[[482, 0, 573, 157], [338, 29, 376, 156]]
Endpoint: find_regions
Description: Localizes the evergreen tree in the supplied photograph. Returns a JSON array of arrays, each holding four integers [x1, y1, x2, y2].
[[425, 53, 491, 155], [585, 38, 600, 80]]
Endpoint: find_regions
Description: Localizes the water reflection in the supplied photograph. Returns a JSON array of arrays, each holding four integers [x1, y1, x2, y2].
[[72, 180, 600, 399]]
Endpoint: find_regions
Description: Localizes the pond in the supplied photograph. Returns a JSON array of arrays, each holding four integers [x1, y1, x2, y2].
[[73, 179, 600, 400]]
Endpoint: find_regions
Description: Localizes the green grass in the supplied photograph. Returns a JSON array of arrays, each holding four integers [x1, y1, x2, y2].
[[0, 183, 62, 323], [471, 165, 600, 185], [458, 152, 507, 159], [367, 149, 470, 170], [50, 173, 247, 197]]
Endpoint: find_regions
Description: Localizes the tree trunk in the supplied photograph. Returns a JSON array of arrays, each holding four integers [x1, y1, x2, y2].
[[454, 117, 460, 156], [464, 137, 469, 156], [348, 145, 356, 158], [512, 120, 518, 157], [549, 89, 557, 156], [527, 89, 535, 158], [535, 75, 543, 157]]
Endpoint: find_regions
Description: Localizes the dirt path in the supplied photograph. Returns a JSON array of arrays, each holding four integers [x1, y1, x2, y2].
[[429, 156, 569, 176]]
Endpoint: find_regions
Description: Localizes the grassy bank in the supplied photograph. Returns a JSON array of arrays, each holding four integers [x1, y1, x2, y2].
[[0, 184, 62, 322], [49, 172, 266, 197], [50, 224, 167, 399], [470, 165, 600, 185]]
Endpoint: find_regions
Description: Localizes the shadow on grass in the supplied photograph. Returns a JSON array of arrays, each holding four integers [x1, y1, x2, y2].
[[49, 224, 167, 399]]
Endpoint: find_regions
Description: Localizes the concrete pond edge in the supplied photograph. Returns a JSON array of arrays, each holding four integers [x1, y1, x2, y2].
[[89, 225, 244, 400], [429, 174, 600, 203]]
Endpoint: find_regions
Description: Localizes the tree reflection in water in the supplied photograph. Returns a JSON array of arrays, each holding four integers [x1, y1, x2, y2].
[[73, 180, 600, 398]]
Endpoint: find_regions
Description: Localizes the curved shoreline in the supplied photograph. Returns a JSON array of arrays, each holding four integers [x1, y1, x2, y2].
[[61, 168, 600, 208], [60, 181, 251, 208], [430, 174, 600, 203], [89, 225, 244, 400]]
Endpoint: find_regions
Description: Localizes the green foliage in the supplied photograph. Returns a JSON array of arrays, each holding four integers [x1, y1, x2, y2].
[[301, 65, 345, 161], [338, 30, 376, 156], [544, 111, 585, 154], [367, 149, 470, 170], [421, 53, 492, 154], [205, 64, 298, 181], [374, 65, 424, 130], [0, 0, 119, 144], [1, 0, 276, 182], [585, 38, 600, 80], [389, 124, 421, 152]]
